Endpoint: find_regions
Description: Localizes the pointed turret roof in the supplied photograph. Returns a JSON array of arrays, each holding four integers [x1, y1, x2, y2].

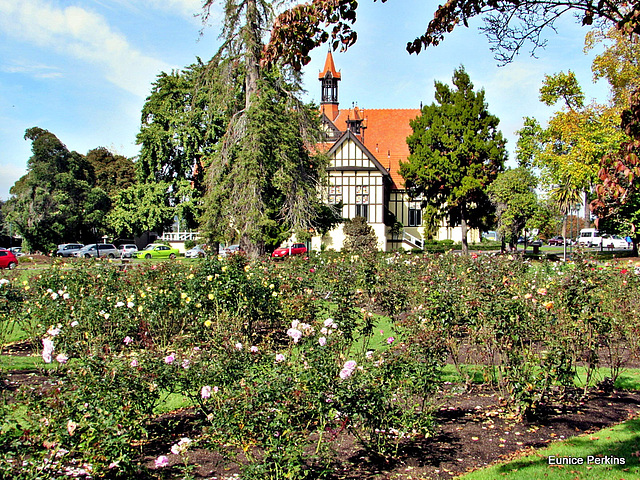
[[318, 50, 341, 80]]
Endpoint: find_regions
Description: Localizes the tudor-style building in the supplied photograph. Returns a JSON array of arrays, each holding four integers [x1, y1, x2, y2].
[[312, 51, 478, 252]]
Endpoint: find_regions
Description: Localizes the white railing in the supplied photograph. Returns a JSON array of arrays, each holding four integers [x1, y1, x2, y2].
[[402, 231, 423, 249], [159, 231, 201, 242]]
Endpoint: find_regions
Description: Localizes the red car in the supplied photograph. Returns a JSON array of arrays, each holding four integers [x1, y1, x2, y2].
[[0, 249, 18, 269], [271, 243, 307, 259]]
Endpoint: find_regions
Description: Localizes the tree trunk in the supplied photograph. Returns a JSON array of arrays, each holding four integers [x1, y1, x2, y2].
[[460, 211, 468, 256], [584, 190, 590, 225], [562, 215, 567, 262], [244, 0, 260, 110]]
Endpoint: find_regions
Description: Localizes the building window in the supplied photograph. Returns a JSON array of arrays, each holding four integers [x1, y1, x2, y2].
[[355, 204, 369, 219], [408, 201, 422, 227], [328, 186, 342, 204]]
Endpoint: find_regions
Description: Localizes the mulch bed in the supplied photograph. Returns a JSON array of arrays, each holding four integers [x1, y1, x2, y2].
[[128, 385, 640, 480], [3, 343, 640, 479]]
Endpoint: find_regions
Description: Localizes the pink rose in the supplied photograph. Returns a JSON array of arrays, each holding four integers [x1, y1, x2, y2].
[[201, 385, 212, 399], [164, 354, 175, 364], [154, 455, 169, 468]]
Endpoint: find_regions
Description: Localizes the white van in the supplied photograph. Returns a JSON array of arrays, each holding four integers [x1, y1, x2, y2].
[[578, 228, 602, 247]]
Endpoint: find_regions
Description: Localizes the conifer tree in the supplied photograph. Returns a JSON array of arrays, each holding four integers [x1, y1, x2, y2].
[[400, 67, 506, 255], [199, 0, 328, 255]]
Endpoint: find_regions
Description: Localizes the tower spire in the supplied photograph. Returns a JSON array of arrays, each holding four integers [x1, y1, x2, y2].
[[319, 50, 341, 121]]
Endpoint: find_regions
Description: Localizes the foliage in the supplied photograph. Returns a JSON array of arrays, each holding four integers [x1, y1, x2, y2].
[[3, 252, 640, 477], [488, 167, 539, 248], [342, 216, 378, 254], [137, 62, 226, 230], [85, 147, 136, 198], [400, 67, 506, 255], [107, 182, 174, 238], [201, 67, 328, 253], [3, 128, 111, 252], [517, 74, 627, 195], [586, 27, 640, 109], [591, 88, 640, 255], [263, 0, 640, 69]]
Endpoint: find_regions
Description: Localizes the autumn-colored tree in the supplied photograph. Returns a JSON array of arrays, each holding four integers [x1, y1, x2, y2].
[[517, 71, 627, 222], [262, 0, 640, 69], [591, 88, 640, 255], [585, 27, 640, 109]]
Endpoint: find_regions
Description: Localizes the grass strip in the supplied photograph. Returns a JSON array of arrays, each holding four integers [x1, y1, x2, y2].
[[460, 417, 640, 479]]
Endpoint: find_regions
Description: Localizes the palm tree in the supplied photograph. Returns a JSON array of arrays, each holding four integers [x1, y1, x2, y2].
[[550, 177, 583, 261]]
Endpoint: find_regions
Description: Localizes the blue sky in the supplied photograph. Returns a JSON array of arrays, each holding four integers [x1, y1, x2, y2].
[[0, 0, 611, 200]]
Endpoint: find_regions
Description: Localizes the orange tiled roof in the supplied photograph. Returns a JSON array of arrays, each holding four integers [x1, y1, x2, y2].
[[330, 108, 420, 189], [318, 51, 341, 80]]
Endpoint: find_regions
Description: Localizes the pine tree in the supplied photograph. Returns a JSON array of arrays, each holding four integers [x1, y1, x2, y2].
[[400, 67, 506, 255]]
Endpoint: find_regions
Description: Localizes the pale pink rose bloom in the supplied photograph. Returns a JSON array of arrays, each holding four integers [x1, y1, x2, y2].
[[42, 338, 54, 363], [164, 354, 175, 364], [275, 353, 285, 362], [123, 336, 133, 345], [387, 336, 395, 344], [318, 336, 327, 346], [130, 359, 139, 368], [213, 386, 219, 393], [250, 345, 258, 353], [286, 328, 303, 343], [235, 342, 243, 350], [201, 385, 212, 399], [182, 359, 190, 369], [55, 353, 68, 364], [339, 360, 357, 379], [154, 455, 169, 468]]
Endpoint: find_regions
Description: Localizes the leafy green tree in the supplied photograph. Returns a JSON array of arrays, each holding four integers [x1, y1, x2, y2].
[[198, 0, 328, 256], [400, 67, 506, 255], [3, 128, 110, 252], [107, 182, 174, 239], [137, 63, 227, 230], [488, 167, 538, 250], [85, 147, 136, 197]]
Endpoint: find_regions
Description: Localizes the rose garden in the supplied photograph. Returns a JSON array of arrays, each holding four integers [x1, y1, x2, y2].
[[1, 251, 640, 479]]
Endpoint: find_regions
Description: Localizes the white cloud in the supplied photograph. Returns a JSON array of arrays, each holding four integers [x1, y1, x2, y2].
[[0, 0, 171, 97], [1, 60, 63, 79]]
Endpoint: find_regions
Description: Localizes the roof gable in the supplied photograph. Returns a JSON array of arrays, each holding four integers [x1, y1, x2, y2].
[[329, 108, 420, 188], [328, 130, 390, 177]]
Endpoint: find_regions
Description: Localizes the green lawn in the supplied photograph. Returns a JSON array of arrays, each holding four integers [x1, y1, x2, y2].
[[460, 418, 640, 479]]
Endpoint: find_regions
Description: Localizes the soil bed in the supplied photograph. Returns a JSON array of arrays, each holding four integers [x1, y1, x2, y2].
[[131, 385, 640, 480]]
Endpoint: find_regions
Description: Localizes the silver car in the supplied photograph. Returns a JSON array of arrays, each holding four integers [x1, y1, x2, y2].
[[185, 245, 207, 258], [74, 243, 119, 258], [119, 244, 139, 258], [56, 243, 84, 257]]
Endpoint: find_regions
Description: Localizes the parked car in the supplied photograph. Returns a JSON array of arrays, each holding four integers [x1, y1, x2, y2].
[[74, 244, 119, 258], [0, 249, 18, 269], [547, 236, 565, 246], [529, 239, 543, 247], [185, 245, 207, 258], [56, 243, 84, 257], [271, 243, 308, 259], [219, 245, 241, 257], [134, 244, 179, 259], [602, 235, 629, 249], [578, 228, 603, 247], [118, 244, 138, 258]]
